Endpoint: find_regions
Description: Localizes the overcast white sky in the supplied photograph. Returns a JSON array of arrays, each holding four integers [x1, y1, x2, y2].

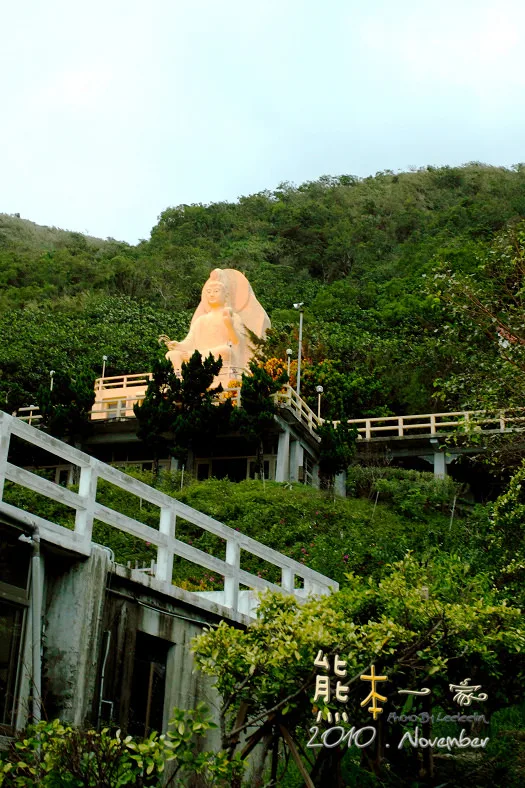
[[2, 0, 525, 244]]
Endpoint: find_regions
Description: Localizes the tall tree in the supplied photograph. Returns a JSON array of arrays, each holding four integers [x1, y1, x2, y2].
[[37, 369, 95, 444], [231, 360, 288, 479], [430, 220, 525, 409], [134, 350, 230, 474], [316, 420, 357, 491], [133, 355, 182, 475]]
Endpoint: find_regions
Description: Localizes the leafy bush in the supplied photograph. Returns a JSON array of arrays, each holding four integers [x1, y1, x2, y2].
[[0, 704, 245, 788], [347, 465, 459, 517]]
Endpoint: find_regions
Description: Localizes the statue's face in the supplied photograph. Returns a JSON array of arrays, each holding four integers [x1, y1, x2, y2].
[[205, 281, 227, 307]]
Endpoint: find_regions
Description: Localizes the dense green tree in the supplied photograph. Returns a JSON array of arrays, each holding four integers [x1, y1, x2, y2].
[[231, 360, 288, 478], [192, 553, 523, 786], [316, 420, 357, 489], [430, 220, 525, 409], [134, 350, 230, 472], [37, 369, 95, 443], [133, 355, 182, 475]]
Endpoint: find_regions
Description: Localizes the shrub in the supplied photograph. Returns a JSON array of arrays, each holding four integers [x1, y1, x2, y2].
[[347, 465, 459, 517], [0, 704, 245, 788]]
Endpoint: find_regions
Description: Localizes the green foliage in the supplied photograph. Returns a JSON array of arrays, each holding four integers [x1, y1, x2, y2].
[[429, 220, 525, 409], [316, 420, 357, 486], [134, 350, 230, 467], [0, 296, 190, 411], [37, 369, 95, 442], [5, 164, 525, 419], [0, 705, 245, 788], [133, 355, 184, 471], [231, 360, 287, 476], [192, 553, 524, 785], [347, 466, 459, 518]]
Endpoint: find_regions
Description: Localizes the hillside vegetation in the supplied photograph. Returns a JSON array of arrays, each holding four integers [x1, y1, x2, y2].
[[2, 163, 525, 419]]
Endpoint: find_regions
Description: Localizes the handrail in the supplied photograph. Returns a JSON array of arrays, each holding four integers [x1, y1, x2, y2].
[[332, 409, 525, 440], [15, 389, 525, 441], [276, 386, 322, 435], [0, 412, 336, 618]]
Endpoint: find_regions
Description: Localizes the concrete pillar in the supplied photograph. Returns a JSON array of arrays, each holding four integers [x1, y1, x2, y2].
[[42, 546, 110, 724], [289, 440, 304, 483], [335, 470, 347, 497], [311, 462, 320, 489], [275, 429, 290, 482], [433, 451, 447, 479]]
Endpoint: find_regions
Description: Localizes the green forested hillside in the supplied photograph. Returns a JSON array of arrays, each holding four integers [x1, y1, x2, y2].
[[2, 163, 525, 416]]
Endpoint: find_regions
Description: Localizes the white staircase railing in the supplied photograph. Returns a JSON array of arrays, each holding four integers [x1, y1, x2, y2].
[[0, 412, 336, 619]]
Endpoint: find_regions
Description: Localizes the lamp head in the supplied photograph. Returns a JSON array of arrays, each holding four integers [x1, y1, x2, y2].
[[316, 385, 324, 394], [286, 348, 293, 357], [293, 302, 304, 310]]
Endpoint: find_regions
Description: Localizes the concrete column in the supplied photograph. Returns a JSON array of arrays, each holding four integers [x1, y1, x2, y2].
[[311, 462, 320, 489], [275, 429, 290, 482], [335, 470, 347, 497], [43, 546, 110, 724], [433, 451, 447, 479], [289, 440, 304, 483]]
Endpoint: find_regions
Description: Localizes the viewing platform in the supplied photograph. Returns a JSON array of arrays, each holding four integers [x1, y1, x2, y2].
[[16, 372, 525, 442]]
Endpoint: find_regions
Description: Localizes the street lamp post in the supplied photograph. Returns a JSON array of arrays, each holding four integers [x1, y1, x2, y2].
[[293, 303, 304, 397], [49, 370, 55, 391], [286, 348, 293, 379], [102, 355, 108, 379], [316, 385, 324, 419]]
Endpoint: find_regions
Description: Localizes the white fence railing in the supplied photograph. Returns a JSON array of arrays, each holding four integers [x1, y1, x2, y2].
[[336, 410, 525, 440], [96, 372, 153, 391], [276, 387, 322, 435], [0, 412, 336, 618], [15, 379, 525, 442]]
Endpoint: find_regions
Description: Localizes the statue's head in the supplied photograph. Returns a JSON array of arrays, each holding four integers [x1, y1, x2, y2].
[[202, 269, 230, 309]]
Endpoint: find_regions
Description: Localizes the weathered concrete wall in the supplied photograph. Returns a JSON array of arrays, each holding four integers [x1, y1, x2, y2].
[[42, 546, 110, 724]]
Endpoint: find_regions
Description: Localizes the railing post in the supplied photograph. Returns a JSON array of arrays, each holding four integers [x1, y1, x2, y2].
[[365, 420, 371, 440], [397, 417, 403, 437], [430, 414, 436, 434], [224, 540, 240, 612], [304, 579, 318, 596], [499, 413, 506, 432], [0, 415, 12, 500], [281, 566, 294, 592], [157, 506, 176, 583], [74, 460, 97, 546]]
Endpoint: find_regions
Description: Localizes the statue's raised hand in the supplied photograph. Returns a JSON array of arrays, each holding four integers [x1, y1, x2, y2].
[[158, 335, 179, 351]]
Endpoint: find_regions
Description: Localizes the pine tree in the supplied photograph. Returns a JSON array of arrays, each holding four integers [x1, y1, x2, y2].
[[232, 360, 288, 478], [37, 369, 95, 444], [134, 351, 230, 474], [133, 355, 181, 475]]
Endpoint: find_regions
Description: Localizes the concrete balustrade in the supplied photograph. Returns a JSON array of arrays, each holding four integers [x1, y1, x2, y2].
[[16, 380, 524, 444], [0, 412, 336, 619]]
